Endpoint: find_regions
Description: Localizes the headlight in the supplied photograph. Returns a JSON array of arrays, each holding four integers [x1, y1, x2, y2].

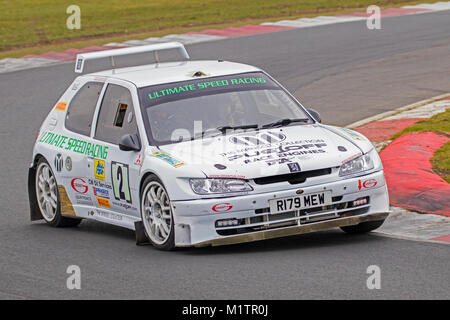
[[189, 178, 253, 195], [339, 150, 375, 177]]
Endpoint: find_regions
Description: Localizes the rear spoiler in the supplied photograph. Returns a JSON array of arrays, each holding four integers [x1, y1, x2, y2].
[[74, 42, 190, 73]]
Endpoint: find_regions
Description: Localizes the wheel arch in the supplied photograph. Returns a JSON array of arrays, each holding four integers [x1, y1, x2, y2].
[[138, 169, 176, 250], [139, 170, 164, 196], [134, 171, 158, 246], [28, 153, 44, 221]]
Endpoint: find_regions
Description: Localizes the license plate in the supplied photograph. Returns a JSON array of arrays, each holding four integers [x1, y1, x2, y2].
[[269, 191, 332, 214]]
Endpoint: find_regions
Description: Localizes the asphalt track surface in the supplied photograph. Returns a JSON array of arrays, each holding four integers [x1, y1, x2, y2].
[[1, 10, 449, 299]]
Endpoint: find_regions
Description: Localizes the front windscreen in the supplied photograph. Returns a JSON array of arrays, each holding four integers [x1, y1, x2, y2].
[[138, 72, 312, 145]]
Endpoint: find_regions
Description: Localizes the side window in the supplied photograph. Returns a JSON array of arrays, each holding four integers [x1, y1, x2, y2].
[[95, 84, 138, 145], [65, 82, 103, 136]]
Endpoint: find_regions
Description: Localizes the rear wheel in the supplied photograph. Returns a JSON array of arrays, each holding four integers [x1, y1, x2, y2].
[[140, 175, 175, 250], [340, 219, 385, 234], [35, 158, 81, 227]]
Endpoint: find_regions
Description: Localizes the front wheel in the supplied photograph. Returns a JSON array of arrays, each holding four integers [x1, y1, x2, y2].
[[35, 158, 81, 227], [140, 175, 175, 250], [340, 219, 385, 234]]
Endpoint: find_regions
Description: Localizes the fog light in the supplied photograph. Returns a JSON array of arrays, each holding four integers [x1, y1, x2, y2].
[[216, 218, 239, 228], [353, 197, 368, 207]]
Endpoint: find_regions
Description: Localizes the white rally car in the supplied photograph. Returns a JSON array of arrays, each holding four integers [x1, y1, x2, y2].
[[28, 42, 389, 250]]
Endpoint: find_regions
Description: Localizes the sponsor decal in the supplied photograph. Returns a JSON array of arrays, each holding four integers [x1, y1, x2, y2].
[[212, 203, 233, 213], [54, 101, 67, 112], [54, 153, 63, 172], [358, 179, 377, 190], [97, 197, 111, 208], [75, 58, 83, 72], [65, 156, 72, 171], [75, 194, 93, 206], [223, 139, 328, 166], [287, 162, 301, 173], [93, 187, 109, 199], [111, 201, 137, 211], [87, 178, 112, 189], [95, 209, 123, 221], [340, 128, 366, 141], [71, 178, 88, 194], [148, 76, 267, 100], [111, 162, 132, 204], [229, 131, 286, 146], [152, 151, 184, 167], [88, 210, 95, 216], [134, 154, 142, 166], [94, 159, 105, 180], [39, 131, 108, 160], [222, 138, 326, 155]]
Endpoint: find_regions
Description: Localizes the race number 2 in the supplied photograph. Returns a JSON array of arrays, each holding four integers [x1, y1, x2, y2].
[[111, 162, 132, 203]]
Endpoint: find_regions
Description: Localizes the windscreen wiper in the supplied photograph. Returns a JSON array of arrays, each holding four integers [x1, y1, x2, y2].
[[195, 124, 259, 140], [216, 124, 259, 133], [261, 118, 310, 129]]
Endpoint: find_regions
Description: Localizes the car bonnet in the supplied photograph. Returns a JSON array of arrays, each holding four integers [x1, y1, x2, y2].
[[157, 124, 367, 179]]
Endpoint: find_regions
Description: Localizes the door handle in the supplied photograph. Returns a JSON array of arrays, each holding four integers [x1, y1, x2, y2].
[[86, 156, 94, 168]]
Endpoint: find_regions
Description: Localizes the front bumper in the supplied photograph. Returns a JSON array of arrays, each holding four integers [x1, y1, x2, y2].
[[172, 170, 389, 247], [194, 211, 388, 247]]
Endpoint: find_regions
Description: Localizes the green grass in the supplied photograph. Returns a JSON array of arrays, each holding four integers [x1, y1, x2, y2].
[[432, 141, 450, 183], [391, 108, 450, 139], [391, 107, 450, 183], [0, 0, 425, 58]]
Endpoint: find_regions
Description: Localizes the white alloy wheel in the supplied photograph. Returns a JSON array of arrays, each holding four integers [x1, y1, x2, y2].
[[35, 161, 58, 222], [141, 181, 173, 245]]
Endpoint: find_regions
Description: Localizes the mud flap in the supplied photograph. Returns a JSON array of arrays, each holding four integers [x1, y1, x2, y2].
[[28, 167, 43, 221], [134, 221, 150, 245]]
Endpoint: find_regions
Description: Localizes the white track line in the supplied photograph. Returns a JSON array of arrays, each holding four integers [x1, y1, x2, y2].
[[346, 93, 450, 128]]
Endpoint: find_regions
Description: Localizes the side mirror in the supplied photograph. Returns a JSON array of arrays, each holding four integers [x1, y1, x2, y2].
[[119, 133, 141, 151], [307, 109, 321, 123]]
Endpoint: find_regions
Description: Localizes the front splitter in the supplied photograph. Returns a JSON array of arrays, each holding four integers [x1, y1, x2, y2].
[[193, 211, 389, 247]]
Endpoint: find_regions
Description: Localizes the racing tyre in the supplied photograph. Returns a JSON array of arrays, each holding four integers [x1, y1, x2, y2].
[[140, 174, 175, 250], [340, 219, 385, 234], [35, 158, 82, 227]]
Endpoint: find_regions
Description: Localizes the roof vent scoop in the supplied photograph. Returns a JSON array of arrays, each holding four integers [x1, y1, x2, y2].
[[191, 71, 207, 77]]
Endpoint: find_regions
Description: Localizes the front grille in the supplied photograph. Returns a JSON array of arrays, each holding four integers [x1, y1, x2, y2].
[[253, 168, 332, 185], [216, 198, 370, 236]]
